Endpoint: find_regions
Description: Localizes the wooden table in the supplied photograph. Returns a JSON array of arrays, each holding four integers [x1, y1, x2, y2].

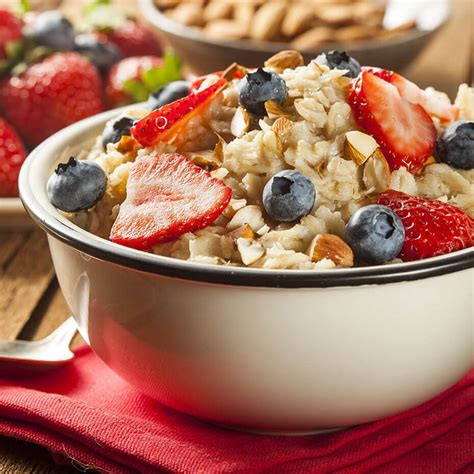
[[0, 0, 473, 471]]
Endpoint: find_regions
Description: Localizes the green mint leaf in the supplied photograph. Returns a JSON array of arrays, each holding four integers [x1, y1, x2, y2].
[[122, 78, 150, 103]]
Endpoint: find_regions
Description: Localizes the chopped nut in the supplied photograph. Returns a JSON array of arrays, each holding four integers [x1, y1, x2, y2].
[[231, 107, 250, 138], [265, 100, 292, 119], [226, 205, 265, 232], [116, 135, 138, 154], [222, 62, 248, 82], [229, 224, 255, 240], [264, 50, 304, 72], [223, 198, 247, 218], [345, 130, 381, 166], [308, 234, 354, 267], [363, 152, 391, 194], [272, 116, 293, 135], [237, 238, 265, 265]]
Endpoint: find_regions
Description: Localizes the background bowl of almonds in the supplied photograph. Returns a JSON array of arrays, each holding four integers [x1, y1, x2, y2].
[[140, 0, 450, 75]]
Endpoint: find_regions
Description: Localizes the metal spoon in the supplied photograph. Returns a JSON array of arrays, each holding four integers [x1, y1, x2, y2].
[[0, 317, 77, 377]]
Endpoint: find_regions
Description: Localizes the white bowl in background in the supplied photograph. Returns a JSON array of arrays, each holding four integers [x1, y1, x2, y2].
[[19, 109, 473, 433]]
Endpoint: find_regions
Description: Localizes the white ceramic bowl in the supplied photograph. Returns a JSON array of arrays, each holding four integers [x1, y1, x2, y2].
[[20, 109, 473, 434]]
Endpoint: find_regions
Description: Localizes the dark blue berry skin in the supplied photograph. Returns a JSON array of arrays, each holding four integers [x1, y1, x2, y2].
[[102, 116, 135, 150], [345, 205, 405, 264], [47, 157, 107, 212], [239, 68, 288, 116], [263, 170, 316, 222], [28, 11, 76, 51], [146, 80, 191, 110], [434, 120, 474, 170], [314, 51, 361, 78], [74, 34, 122, 73]]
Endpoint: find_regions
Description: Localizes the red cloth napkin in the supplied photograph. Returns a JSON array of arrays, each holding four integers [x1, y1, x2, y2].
[[0, 346, 472, 474]]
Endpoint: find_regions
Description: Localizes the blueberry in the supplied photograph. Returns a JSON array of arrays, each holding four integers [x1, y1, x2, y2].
[[102, 116, 135, 150], [47, 157, 107, 212], [147, 80, 191, 110], [74, 34, 122, 73], [434, 120, 474, 170], [27, 11, 76, 51], [239, 68, 288, 116], [345, 205, 405, 264], [314, 51, 361, 78], [263, 170, 316, 222]]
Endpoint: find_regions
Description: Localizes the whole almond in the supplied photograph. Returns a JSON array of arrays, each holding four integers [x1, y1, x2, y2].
[[203, 0, 233, 22], [168, 3, 203, 26], [292, 27, 335, 50], [282, 3, 314, 38], [205, 20, 248, 40], [264, 50, 304, 72], [250, 2, 287, 41]]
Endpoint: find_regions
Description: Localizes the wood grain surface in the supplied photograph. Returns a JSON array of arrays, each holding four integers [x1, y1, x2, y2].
[[0, 0, 472, 472]]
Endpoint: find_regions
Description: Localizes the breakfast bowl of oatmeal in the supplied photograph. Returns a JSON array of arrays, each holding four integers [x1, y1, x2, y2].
[[20, 51, 473, 432]]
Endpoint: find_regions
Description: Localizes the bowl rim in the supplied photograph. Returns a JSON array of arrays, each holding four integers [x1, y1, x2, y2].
[[138, 0, 450, 56], [19, 109, 473, 289]]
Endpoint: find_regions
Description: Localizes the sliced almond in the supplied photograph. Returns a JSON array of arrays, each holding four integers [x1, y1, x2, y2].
[[250, 1, 287, 41], [272, 116, 293, 135], [222, 62, 248, 82], [308, 234, 354, 267], [229, 224, 255, 240], [265, 100, 292, 119], [344, 131, 380, 166], [264, 50, 304, 72], [282, 4, 314, 37], [237, 238, 265, 266], [363, 152, 391, 194], [186, 135, 225, 170], [231, 107, 250, 138]]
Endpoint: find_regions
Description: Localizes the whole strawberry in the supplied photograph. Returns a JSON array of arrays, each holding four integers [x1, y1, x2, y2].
[[104, 19, 162, 58], [0, 52, 104, 146], [0, 118, 27, 197], [378, 190, 474, 261], [0, 8, 23, 64]]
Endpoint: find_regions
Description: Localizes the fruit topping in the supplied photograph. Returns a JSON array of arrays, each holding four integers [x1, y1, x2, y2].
[[109, 152, 233, 250], [0, 8, 23, 64], [378, 190, 474, 261], [26, 10, 76, 51], [239, 68, 288, 116], [434, 120, 474, 170], [349, 70, 437, 173], [147, 80, 191, 110], [0, 118, 27, 198], [131, 78, 227, 147], [263, 170, 315, 222], [314, 50, 361, 78], [345, 204, 405, 264], [365, 67, 459, 122], [102, 116, 135, 150], [47, 157, 107, 212], [0, 52, 104, 147], [74, 33, 122, 73]]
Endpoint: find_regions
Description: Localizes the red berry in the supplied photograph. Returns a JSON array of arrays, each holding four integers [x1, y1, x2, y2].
[[131, 78, 227, 147], [0, 8, 23, 61], [110, 152, 232, 250], [349, 70, 437, 173], [364, 67, 459, 123], [105, 20, 162, 58], [105, 55, 164, 107], [0, 118, 27, 197], [378, 190, 474, 261], [0, 52, 104, 147]]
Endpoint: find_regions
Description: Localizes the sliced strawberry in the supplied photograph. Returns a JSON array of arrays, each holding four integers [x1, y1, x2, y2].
[[378, 190, 474, 261], [110, 152, 233, 250], [190, 67, 246, 93], [349, 71, 437, 173], [364, 67, 459, 123], [131, 78, 227, 147]]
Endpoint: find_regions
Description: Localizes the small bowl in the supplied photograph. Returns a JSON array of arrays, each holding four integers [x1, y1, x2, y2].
[[20, 109, 473, 434], [139, 0, 450, 75]]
